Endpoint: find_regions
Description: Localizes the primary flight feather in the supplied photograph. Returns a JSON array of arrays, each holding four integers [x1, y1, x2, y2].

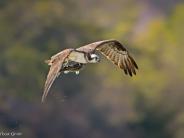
[[42, 39, 138, 102]]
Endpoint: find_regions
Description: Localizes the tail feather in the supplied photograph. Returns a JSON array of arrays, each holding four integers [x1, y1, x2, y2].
[[45, 60, 52, 65]]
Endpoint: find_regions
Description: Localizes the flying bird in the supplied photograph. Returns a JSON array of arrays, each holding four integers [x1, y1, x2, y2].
[[42, 39, 138, 102]]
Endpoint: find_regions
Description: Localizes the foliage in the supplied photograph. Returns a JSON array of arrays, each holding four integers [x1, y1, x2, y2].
[[0, 1, 183, 138]]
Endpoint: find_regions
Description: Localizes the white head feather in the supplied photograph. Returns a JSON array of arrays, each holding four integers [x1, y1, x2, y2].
[[88, 54, 100, 63]]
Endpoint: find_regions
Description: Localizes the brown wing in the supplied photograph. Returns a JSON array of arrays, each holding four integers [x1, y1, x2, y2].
[[77, 39, 138, 76], [42, 49, 73, 103]]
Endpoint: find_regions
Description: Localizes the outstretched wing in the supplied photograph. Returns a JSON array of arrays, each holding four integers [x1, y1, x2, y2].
[[42, 49, 73, 103], [77, 39, 138, 76]]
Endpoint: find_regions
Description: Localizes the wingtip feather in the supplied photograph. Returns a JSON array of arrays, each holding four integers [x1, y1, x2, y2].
[[129, 56, 138, 70]]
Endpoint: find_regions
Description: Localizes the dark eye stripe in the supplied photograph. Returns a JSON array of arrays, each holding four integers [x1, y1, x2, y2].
[[86, 53, 92, 60]]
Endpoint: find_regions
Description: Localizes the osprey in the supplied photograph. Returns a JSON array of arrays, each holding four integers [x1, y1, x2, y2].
[[42, 39, 138, 102]]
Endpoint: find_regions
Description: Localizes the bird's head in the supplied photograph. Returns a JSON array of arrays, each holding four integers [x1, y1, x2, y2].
[[87, 53, 100, 63]]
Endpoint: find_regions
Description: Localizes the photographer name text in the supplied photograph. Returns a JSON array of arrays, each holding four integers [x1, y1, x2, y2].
[[0, 131, 22, 137]]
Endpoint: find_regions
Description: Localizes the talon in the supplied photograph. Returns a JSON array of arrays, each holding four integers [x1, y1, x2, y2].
[[75, 71, 80, 75], [64, 71, 70, 74]]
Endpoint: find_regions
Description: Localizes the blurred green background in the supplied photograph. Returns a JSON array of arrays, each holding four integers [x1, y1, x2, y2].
[[0, 0, 184, 138]]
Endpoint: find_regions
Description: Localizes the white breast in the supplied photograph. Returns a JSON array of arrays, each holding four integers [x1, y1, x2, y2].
[[68, 51, 87, 63]]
